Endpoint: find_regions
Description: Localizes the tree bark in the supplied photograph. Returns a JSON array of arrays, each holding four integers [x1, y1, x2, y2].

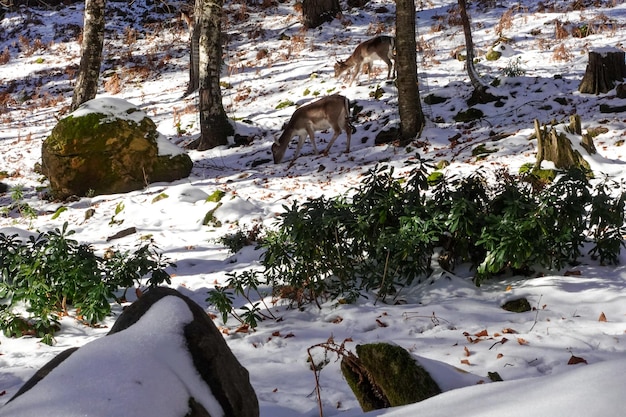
[[396, 0, 423, 145], [578, 49, 626, 95], [302, 0, 340, 29], [70, 0, 106, 111], [182, 12, 199, 97], [535, 115, 592, 172], [191, 0, 233, 151], [458, 0, 498, 104]]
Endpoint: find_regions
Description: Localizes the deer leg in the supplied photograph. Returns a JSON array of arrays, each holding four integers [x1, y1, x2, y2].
[[292, 134, 307, 162], [349, 63, 362, 86], [344, 120, 352, 153], [306, 126, 319, 155], [323, 129, 341, 154]]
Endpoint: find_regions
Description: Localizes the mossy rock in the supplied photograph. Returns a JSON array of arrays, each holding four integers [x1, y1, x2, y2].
[[454, 108, 484, 122], [519, 163, 556, 185], [485, 49, 502, 61], [502, 298, 531, 312], [427, 171, 444, 186], [42, 98, 192, 200], [341, 343, 441, 412], [472, 144, 498, 157], [423, 94, 448, 105]]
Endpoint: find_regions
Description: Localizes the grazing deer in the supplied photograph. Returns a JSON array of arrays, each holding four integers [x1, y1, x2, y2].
[[272, 94, 353, 164], [334, 35, 396, 86]]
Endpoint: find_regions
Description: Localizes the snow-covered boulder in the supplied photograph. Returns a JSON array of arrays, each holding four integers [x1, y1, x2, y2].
[[41, 97, 193, 200], [2, 287, 259, 417]]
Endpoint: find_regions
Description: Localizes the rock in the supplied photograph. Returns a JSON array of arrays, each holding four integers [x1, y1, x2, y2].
[[108, 287, 259, 417], [4, 287, 259, 417], [502, 297, 531, 312], [341, 343, 442, 412], [41, 97, 193, 200]]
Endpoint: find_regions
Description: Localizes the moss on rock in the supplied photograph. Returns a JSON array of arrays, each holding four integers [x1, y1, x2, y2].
[[41, 98, 192, 200], [341, 343, 442, 412]]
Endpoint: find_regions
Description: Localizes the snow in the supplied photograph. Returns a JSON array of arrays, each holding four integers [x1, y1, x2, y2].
[[1, 296, 224, 417], [2, 0, 626, 416]]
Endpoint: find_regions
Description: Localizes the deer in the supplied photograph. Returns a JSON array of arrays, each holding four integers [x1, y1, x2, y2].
[[272, 94, 353, 165], [334, 35, 396, 86]]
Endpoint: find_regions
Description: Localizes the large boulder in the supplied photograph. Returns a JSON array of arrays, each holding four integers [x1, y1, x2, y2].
[[2, 287, 259, 417], [41, 97, 193, 200]]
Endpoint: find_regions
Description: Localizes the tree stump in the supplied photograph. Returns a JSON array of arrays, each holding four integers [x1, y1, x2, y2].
[[578, 48, 626, 95], [534, 115, 594, 172]]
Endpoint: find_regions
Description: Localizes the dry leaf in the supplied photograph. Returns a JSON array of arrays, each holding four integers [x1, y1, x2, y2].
[[475, 329, 489, 337], [568, 355, 588, 365], [497, 353, 504, 359], [502, 328, 518, 334], [599, 312, 607, 322], [494, 332, 501, 337], [376, 319, 388, 327], [284, 332, 295, 338], [460, 359, 471, 365], [517, 338, 528, 345], [272, 331, 281, 337], [332, 316, 344, 324], [272, 388, 278, 393], [505, 285, 512, 292], [564, 269, 582, 276], [236, 324, 250, 333], [464, 346, 471, 357]]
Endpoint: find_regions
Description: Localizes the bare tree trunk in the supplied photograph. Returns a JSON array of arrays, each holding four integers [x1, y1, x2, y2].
[[458, 0, 498, 104], [578, 49, 626, 95], [182, 12, 199, 97], [302, 0, 340, 29], [190, 0, 233, 151], [71, 0, 106, 111], [396, 0, 423, 145]]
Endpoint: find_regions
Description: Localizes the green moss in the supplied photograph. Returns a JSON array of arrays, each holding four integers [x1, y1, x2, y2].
[[485, 49, 502, 61], [502, 297, 531, 312], [206, 190, 226, 203], [203, 203, 222, 227], [152, 193, 169, 203], [355, 343, 441, 407], [436, 160, 450, 170], [340, 359, 389, 412], [275, 100, 294, 110], [427, 171, 444, 186], [519, 163, 556, 184]]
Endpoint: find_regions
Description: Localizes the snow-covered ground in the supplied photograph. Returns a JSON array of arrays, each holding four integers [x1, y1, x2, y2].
[[1, 0, 626, 415]]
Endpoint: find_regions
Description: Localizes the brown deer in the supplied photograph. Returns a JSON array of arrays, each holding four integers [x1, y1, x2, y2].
[[334, 35, 396, 86], [272, 95, 353, 164]]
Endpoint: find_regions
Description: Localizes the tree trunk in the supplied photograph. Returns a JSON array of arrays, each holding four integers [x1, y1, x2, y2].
[[535, 115, 592, 172], [578, 49, 626, 95], [458, 0, 498, 104], [302, 0, 340, 29], [70, 0, 106, 111], [396, 0, 423, 145], [191, 0, 233, 151], [182, 12, 199, 97]]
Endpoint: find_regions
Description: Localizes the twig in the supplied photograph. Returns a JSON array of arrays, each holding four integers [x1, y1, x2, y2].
[[528, 294, 543, 332]]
